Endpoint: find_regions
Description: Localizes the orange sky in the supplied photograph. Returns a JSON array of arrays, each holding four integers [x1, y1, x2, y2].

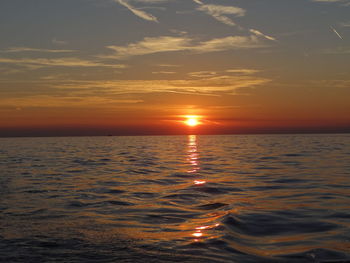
[[0, 0, 349, 136]]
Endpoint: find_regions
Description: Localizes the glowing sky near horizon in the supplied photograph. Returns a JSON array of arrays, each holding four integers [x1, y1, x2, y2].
[[0, 0, 349, 135]]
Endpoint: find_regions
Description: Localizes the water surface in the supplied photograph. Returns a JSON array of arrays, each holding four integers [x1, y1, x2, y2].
[[1, 134, 350, 262]]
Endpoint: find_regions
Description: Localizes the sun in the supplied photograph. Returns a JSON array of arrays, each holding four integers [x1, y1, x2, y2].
[[184, 115, 200, 127], [186, 118, 198, 127]]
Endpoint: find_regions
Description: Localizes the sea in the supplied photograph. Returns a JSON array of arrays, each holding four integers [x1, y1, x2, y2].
[[0, 134, 350, 263]]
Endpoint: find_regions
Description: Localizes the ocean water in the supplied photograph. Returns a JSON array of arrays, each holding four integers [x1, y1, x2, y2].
[[1, 134, 350, 263]]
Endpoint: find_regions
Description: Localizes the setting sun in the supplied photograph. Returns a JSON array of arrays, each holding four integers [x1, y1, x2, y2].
[[185, 115, 200, 127]]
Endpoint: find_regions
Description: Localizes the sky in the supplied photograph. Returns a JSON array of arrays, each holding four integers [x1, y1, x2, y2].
[[0, 0, 349, 136]]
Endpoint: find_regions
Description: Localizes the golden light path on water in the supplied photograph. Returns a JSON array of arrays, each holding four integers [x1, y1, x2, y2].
[[187, 135, 220, 242], [187, 135, 200, 174]]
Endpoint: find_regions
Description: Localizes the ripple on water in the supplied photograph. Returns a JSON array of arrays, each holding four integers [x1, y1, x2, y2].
[[1, 135, 350, 262], [223, 213, 339, 237], [196, 203, 229, 210]]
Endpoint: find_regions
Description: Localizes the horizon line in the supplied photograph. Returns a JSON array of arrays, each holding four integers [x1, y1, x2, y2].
[[1, 130, 349, 139]]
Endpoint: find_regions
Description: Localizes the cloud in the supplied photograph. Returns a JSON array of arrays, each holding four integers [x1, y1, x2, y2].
[[192, 0, 276, 45], [196, 4, 245, 27], [0, 57, 126, 69], [2, 47, 75, 53], [152, 71, 176, 74], [312, 0, 344, 2], [195, 35, 264, 52], [226, 69, 261, 74], [52, 38, 68, 45], [250, 29, 277, 41], [192, 0, 204, 4], [50, 72, 270, 95], [308, 79, 350, 89], [319, 46, 350, 54], [134, 0, 168, 3], [0, 95, 143, 109], [104, 36, 191, 58], [157, 64, 181, 67], [0, 67, 23, 75], [115, 0, 158, 22], [311, 0, 350, 5], [0, 70, 270, 110], [169, 29, 188, 35], [187, 68, 261, 78], [188, 71, 217, 78], [103, 34, 267, 59], [340, 21, 350, 27]]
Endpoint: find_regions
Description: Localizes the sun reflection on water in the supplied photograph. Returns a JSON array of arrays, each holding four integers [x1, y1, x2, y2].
[[185, 135, 221, 242], [194, 180, 206, 185], [187, 135, 199, 174]]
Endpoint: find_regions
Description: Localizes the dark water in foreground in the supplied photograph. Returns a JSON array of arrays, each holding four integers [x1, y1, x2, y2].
[[1, 134, 350, 262]]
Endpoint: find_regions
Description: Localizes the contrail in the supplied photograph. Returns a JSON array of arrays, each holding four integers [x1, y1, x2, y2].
[[250, 29, 276, 41], [330, 26, 343, 40], [192, 0, 203, 4]]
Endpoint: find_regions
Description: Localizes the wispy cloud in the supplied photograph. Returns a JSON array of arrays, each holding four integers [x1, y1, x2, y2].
[[157, 64, 181, 67], [188, 71, 217, 78], [188, 69, 261, 78], [104, 36, 192, 58], [0, 57, 126, 69], [312, 0, 350, 5], [52, 38, 68, 45], [192, 1, 277, 46], [52, 75, 270, 95], [249, 29, 277, 41], [339, 21, 350, 27], [0, 95, 143, 109], [196, 4, 245, 27], [134, 0, 168, 3], [196, 35, 265, 52], [312, 0, 344, 2], [2, 47, 75, 53], [152, 71, 176, 74], [0, 67, 23, 75], [115, 0, 158, 22], [103, 34, 267, 59], [226, 69, 261, 74], [0, 70, 270, 110], [319, 46, 350, 54]]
